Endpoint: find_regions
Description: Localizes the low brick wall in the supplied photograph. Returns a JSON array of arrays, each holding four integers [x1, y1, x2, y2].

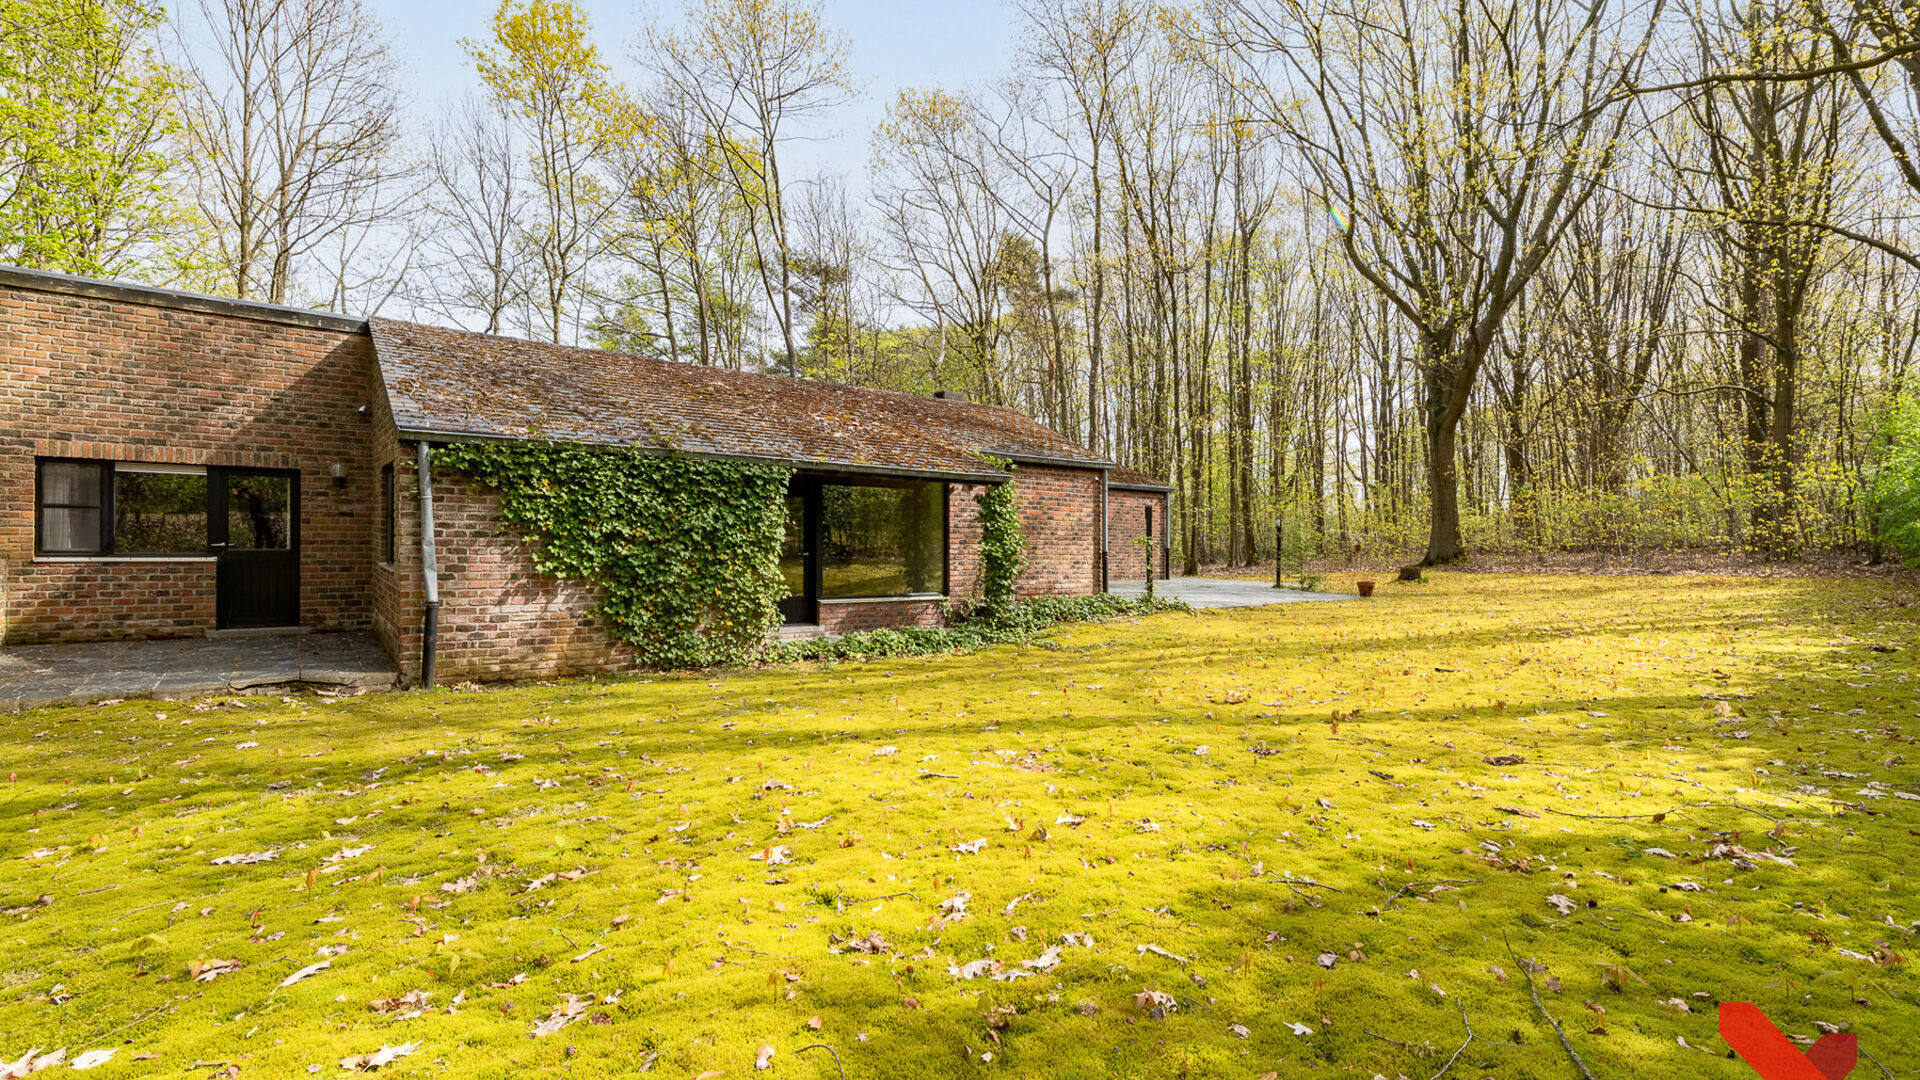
[[401, 477, 639, 683], [2, 558, 216, 641], [948, 463, 1102, 604], [819, 597, 945, 633]]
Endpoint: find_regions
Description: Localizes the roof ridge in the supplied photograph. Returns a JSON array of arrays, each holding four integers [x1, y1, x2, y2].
[[371, 316, 1009, 416], [1, 264, 368, 334], [367, 316, 1150, 483]]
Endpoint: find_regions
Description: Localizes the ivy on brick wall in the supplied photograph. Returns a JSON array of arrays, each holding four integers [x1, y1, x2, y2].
[[973, 457, 1027, 619], [434, 441, 791, 669]]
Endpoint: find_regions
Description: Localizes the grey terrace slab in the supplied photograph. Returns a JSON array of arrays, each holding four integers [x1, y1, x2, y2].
[[0, 632, 397, 711], [1109, 576, 1353, 609]]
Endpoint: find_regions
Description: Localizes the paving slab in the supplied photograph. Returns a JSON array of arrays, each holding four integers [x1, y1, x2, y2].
[[1110, 576, 1352, 609], [0, 632, 398, 711]]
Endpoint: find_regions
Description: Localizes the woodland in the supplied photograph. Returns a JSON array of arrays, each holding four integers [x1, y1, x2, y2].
[[10, 0, 1920, 568]]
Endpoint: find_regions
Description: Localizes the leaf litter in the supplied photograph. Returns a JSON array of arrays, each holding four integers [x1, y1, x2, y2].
[[1, 575, 1917, 1078]]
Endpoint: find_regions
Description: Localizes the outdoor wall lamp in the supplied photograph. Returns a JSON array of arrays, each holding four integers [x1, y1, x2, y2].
[[330, 463, 348, 490]]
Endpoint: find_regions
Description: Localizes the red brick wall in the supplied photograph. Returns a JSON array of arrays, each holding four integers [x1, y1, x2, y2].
[[373, 469, 635, 684], [8, 561, 216, 640], [1108, 488, 1170, 581], [948, 464, 1103, 604], [0, 285, 379, 644], [380, 461, 1110, 682], [819, 597, 945, 633], [366, 376, 413, 670], [431, 478, 636, 680]]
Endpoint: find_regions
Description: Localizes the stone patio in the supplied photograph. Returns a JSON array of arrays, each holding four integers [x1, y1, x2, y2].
[[0, 632, 398, 712], [1110, 576, 1353, 609]]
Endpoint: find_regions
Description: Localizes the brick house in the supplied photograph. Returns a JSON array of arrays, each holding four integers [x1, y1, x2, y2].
[[0, 266, 1171, 683]]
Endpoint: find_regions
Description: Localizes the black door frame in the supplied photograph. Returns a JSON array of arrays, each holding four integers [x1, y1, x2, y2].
[[779, 477, 822, 625], [209, 466, 301, 629]]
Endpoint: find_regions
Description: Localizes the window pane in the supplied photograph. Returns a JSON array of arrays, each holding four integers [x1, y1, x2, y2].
[[820, 482, 944, 597], [226, 474, 291, 550], [115, 471, 209, 554], [40, 508, 101, 552], [780, 494, 807, 597], [40, 461, 102, 506]]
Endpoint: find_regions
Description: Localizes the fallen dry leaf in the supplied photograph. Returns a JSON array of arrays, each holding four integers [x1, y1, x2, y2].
[[1132, 989, 1177, 1017], [190, 958, 243, 982], [531, 995, 589, 1037], [338, 1041, 419, 1071], [0, 1048, 64, 1077], [210, 850, 278, 866], [278, 959, 331, 988], [369, 990, 431, 1017]]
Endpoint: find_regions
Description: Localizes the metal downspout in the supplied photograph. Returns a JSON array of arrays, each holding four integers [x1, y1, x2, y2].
[[416, 441, 440, 688], [1099, 470, 1109, 593]]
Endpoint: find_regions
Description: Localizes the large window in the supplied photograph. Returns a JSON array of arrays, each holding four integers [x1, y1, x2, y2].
[[35, 459, 210, 556], [819, 481, 945, 598]]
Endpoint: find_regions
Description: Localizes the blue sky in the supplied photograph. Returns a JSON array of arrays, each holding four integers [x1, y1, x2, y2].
[[374, 0, 1020, 188]]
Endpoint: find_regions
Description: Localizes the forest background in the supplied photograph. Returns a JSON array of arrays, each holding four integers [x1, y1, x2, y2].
[[12, 0, 1920, 571]]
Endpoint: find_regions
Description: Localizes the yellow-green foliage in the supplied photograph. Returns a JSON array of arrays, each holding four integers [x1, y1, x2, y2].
[[1, 575, 1917, 1077]]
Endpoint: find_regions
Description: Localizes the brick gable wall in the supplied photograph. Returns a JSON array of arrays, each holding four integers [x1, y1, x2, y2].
[[0, 286, 378, 644], [1107, 489, 1170, 582]]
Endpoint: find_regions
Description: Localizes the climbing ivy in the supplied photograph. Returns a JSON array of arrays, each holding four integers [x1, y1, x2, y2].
[[434, 441, 791, 669], [767, 593, 1189, 663], [973, 457, 1027, 618]]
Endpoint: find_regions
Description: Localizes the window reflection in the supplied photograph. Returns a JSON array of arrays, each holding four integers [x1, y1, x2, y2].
[[226, 474, 291, 550], [116, 470, 209, 554], [780, 494, 807, 597], [819, 481, 944, 597]]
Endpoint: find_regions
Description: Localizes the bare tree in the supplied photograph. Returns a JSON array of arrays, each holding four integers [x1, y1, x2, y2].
[[1209, 0, 1668, 564], [1020, 0, 1148, 453], [1673, 0, 1854, 555], [790, 175, 863, 379], [417, 94, 527, 333], [871, 88, 1014, 403], [650, 0, 854, 374], [465, 0, 625, 344], [173, 0, 408, 305], [979, 78, 1082, 435]]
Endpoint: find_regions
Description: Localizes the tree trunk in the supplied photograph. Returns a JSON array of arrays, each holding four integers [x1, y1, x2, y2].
[[1087, 139, 1104, 454], [1421, 339, 1470, 565], [1425, 417, 1466, 564]]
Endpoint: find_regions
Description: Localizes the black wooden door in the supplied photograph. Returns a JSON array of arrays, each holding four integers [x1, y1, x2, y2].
[[778, 480, 821, 625], [210, 467, 299, 629]]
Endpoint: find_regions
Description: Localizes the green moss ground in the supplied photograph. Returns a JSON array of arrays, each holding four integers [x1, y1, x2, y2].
[[2, 573, 1918, 1078]]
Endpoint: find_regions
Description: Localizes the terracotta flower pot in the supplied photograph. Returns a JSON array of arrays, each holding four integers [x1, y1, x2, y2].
[[1356, 580, 1376, 597]]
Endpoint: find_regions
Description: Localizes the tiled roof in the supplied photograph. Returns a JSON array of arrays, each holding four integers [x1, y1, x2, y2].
[[370, 319, 1138, 483], [1109, 465, 1173, 490]]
